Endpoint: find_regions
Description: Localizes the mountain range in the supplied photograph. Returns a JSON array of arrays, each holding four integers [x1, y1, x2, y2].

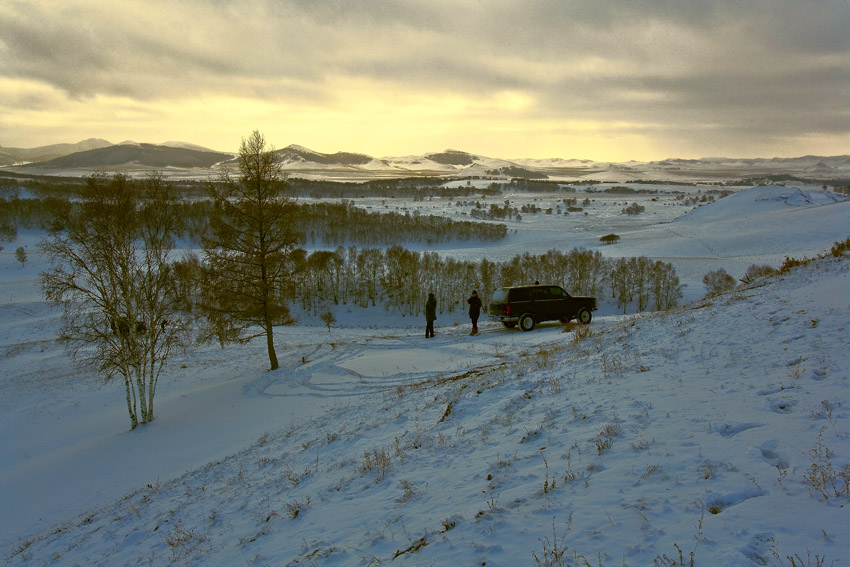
[[2, 139, 849, 183]]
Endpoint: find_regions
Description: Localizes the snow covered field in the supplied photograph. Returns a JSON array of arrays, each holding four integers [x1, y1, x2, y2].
[[1, 184, 848, 566]]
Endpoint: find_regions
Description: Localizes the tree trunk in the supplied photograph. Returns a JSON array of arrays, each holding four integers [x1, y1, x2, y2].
[[124, 375, 138, 430], [266, 321, 279, 370]]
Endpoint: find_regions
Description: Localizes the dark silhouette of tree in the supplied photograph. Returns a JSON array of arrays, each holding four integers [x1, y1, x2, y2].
[[201, 131, 300, 371]]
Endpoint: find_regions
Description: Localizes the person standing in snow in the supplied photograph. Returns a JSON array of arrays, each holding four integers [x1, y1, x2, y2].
[[425, 292, 437, 338], [467, 290, 482, 335]]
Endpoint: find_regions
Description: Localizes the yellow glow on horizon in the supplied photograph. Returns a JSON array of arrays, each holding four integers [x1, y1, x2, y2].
[[0, 76, 665, 161], [3, 74, 838, 163]]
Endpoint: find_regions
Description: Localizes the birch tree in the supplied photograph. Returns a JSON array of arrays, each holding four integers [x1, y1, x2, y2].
[[40, 173, 188, 430]]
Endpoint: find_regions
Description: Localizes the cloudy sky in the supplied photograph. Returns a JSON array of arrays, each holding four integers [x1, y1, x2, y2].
[[1, 0, 848, 161]]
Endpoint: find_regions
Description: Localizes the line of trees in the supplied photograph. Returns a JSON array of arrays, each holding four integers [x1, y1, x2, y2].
[[172, 245, 682, 322], [286, 246, 683, 317], [0, 189, 506, 247], [295, 201, 506, 246]]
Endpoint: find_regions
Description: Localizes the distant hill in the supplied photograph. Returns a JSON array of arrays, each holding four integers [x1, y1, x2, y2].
[[159, 141, 221, 153], [3, 139, 849, 183], [276, 145, 374, 167], [30, 143, 233, 169], [0, 139, 112, 166], [425, 150, 477, 166]]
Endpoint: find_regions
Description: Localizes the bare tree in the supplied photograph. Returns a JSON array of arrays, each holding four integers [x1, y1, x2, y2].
[[702, 268, 736, 297], [651, 260, 684, 311], [201, 131, 300, 370], [40, 173, 189, 430]]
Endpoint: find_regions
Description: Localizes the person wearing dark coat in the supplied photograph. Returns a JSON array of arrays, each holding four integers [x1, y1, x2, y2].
[[467, 290, 482, 335], [425, 292, 437, 338]]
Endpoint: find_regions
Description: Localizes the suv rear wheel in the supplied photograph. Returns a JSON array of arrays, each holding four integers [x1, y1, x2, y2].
[[577, 307, 592, 324], [519, 313, 536, 332]]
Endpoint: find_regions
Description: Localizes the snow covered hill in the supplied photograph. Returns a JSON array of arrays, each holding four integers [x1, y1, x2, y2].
[[678, 184, 849, 223], [1, 238, 848, 565], [5, 138, 849, 182], [579, 185, 850, 299]]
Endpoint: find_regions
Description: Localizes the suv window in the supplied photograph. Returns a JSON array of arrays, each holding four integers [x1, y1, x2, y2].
[[533, 287, 551, 300], [491, 289, 509, 303], [510, 288, 531, 302], [549, 286, 567, 298]]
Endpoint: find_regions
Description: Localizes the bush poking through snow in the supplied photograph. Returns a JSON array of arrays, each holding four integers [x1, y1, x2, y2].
[[805, 427, 850, 501], [284, 497, 311, 519], [363, 447, 392, 480], [654, 543, 695, 567], [594, 419, 622, 455], [532, 515, 572, 567]]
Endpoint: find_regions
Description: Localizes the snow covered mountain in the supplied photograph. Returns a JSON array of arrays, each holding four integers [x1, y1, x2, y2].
[[3, 139, 849, 182], [25, 143, 234, 170], [0, 138, 112, 166]]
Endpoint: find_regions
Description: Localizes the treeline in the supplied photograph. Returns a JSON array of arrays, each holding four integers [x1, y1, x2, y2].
[[0, 194, 506, 247], [174, 200, 507, 246], [284, 177, 502, 199], [0, 172, 505, 200], [296, 201, 506, 245], [197, 245, 683, 320], [289, 246, 682, 317], [0, 196, 71, 238]]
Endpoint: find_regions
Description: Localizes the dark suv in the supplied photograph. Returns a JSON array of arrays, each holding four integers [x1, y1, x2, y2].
[[488, 284, 597, 331]]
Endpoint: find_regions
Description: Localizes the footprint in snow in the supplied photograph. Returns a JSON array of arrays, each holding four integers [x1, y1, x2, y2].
[[767, 397, 797, 413], [705, 486, 765, 515], [755, 440, 789, 469], [714, 422, 765, 437], [741, 532, 777, 566]]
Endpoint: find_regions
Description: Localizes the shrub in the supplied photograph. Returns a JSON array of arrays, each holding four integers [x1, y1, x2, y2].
[[805, 427, 850, 501], [740, 264, 776, 285], [829, 236, 850, 257], [622, 202, 645, 215], [702, 268, 736, 296]]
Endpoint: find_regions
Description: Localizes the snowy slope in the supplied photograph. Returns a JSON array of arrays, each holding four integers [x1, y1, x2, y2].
[[1, 233, 849, 565], [579, 186, 850, 299], [678, 185, 848, 223]]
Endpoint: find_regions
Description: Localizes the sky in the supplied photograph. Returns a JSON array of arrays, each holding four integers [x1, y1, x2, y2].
[[1, 0, 849, 162]]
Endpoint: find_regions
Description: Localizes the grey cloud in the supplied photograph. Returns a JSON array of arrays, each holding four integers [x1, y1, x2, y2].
[[0, 0, 846, 152]]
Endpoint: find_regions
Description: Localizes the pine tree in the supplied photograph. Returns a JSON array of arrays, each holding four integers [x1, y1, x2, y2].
[[201, 131, 300, 371]]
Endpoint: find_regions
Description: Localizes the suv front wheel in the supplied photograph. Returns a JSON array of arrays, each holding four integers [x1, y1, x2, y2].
[[519, 313, 536, 332]]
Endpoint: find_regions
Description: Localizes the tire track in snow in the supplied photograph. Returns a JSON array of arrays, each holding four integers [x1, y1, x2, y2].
[[244, 338, 435, 399], [244, 326, 498, 399]]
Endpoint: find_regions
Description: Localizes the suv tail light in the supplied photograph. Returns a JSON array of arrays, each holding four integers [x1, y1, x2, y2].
[[505, 304, 511, 314]]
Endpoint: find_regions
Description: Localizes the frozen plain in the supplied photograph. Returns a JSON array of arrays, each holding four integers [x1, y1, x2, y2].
[[0, 183, 848, 565]]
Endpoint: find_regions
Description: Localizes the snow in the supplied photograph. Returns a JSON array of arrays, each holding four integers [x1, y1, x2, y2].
[[1, 186, 849, 566]]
